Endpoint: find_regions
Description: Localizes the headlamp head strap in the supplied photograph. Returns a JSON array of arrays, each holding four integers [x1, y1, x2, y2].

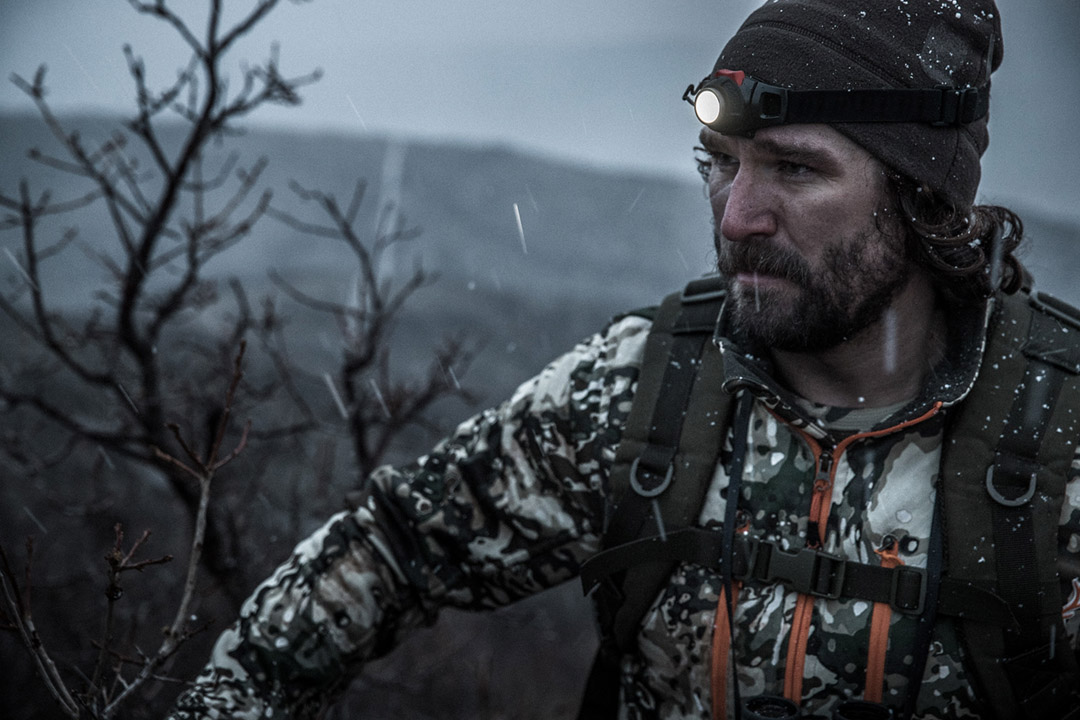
[[683, 70, 990, 136]]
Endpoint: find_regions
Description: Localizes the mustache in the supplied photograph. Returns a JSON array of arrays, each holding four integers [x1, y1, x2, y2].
[[716, 235, 812, 285]]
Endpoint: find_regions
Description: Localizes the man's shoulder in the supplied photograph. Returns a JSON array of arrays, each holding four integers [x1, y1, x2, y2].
[[994, 288, 1080, 371]]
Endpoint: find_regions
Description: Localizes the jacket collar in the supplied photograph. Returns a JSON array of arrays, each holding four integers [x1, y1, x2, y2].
[[713, 296, 993, 440]]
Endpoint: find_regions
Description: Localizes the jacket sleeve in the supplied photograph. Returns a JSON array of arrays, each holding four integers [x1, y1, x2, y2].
[[166, 314, 651, 719], [1061, 444, 1080, 651]]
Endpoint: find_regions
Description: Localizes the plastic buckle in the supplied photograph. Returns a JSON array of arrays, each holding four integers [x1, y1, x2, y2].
[[933, 86, 980, 126], [629, 456, 673, 498], [950, 87, 978, 124], [763, 545, 846, 599], [890, 565, 927, 615]]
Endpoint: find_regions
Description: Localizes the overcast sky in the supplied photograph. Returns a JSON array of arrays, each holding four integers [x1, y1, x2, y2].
[[2, 0, 1078, 221]]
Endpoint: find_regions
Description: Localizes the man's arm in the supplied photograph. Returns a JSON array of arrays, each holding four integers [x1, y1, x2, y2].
[[1061, 445, 1080, 651], [167, 314, 652, 719]]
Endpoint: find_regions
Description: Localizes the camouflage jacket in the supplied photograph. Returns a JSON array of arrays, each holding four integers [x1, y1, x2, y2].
[[169, 298, 1080, 720]]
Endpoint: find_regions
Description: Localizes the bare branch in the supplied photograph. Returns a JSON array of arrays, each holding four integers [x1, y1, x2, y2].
[[163, 423, 203, 471], [268, 268, 368, 319], [265, 204, 343, 239], [0, 542, 81, 718], [206, 341, 247, 469], [126, 1, 206, 59], [179, 151, 238, 194], [216, 0, 279, 55], [105, 341, 249, 716]]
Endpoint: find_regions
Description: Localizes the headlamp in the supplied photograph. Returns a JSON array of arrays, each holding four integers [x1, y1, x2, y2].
[[683, 69, 989, 136]]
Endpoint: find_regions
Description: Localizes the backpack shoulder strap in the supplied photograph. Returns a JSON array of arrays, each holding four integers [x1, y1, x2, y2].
[[940, 289, 1080, 719], [593, 274, 733, 646], [576, 275, 733, 718]]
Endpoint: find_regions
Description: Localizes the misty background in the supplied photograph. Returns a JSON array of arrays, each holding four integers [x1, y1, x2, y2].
[[1, 1, 1078, 718], [3, 0, 1080, 221]]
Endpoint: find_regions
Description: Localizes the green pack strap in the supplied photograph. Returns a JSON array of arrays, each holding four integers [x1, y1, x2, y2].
[[940, 290, 1080, 719], [587, 276, 733, 651], [576, 277, 731, 720]]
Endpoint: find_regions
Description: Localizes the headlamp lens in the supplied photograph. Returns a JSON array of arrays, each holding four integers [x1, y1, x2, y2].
[[694, 88, 723, 125]]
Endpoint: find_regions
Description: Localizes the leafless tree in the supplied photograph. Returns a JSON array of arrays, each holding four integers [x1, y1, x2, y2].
[[266, 180, 476, 482], [1, 344, 248, 719], [0, 1, 474, 717], [0, 0, 322, 602]]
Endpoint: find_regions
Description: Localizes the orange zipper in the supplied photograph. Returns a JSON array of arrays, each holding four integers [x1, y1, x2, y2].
[[782, 402, 943, 706], [865, 540, 904, 702], [711, 582, 742, 719]]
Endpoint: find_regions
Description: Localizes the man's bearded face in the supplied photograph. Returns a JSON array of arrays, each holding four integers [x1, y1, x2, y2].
[[700, 124, 910, 352], [716, 222, 909, 352]]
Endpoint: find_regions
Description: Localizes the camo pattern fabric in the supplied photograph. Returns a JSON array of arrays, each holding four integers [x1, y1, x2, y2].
[[168, 306, 1080, 720], [632, 399, 981, 719]]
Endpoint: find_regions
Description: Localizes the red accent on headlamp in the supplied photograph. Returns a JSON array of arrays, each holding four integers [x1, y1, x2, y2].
[[714, 69, 746, 86]]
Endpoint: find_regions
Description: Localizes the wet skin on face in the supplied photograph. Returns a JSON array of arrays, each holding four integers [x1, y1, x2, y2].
[[700, 124, 910, 353], [700, 123, 947, 407]]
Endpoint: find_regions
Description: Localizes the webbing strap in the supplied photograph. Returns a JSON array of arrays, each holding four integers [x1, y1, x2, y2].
[[577, 277, 732, 720], [786, 85, 989, 126], [940, 291, 1080, 719], [902, 499, 944, 720], [992, 332, 1064, 632], [590, 277, 733, 650], [605, 286, 729, 538], [582, 527, 1018, 625], [995, 306, 1080, 718]]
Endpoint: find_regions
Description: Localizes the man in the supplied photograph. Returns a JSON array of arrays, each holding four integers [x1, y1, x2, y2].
[[169, 0, 1080, 718]]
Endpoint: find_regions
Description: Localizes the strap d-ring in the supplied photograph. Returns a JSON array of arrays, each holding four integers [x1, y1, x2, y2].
[[629, 456, 674, 498], [985, 464, 1037, 507]]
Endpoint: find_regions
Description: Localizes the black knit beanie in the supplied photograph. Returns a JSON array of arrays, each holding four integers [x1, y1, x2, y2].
[[715, 0, 1003, 208]]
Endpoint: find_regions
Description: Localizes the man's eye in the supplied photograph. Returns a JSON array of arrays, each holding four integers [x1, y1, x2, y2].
[[693, 146, 712, 182], [693, 145, 737, 182], [778, 161, 813, 177]]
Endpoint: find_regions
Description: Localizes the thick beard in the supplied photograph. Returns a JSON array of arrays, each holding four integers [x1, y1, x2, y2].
[[715, 227, 910, 353]]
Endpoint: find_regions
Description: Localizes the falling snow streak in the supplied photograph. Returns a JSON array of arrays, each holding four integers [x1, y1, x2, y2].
[[345, 94, 368, 131], [97, 446, 115, 470], [675, 248, 690, 272], [436, 355, 462, 390], [323, 372, 349, 420], [257, 492, 274, 512], [513, 202, 527, 254], [627, 188, 645, 214], [4, 248, 38, 291], [63, 43, 103, 95], [115, 382, 139, 415], [378, 140, 407, 214], [525, 185, 539, 213], [652, 499, 667, 542], [377, 140, 408, 273], [23, 506, 47, 534], [368, 378, 391, 419]]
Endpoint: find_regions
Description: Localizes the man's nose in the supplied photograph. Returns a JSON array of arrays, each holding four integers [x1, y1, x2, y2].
[[717, 171, 776, 242]]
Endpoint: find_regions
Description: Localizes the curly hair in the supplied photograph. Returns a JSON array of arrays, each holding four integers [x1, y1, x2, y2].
[[884, 174, 1026, 304]]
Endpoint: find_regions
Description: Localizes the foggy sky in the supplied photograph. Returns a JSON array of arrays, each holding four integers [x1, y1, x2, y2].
[[1, 0, 1078, 221]]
